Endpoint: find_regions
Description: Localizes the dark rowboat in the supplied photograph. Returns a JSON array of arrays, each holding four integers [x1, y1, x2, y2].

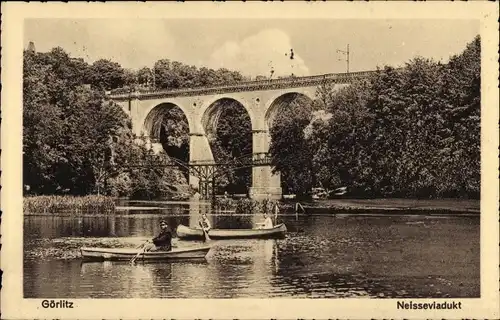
[[176, 223, 287, 240], [81, 245, 211, 261]]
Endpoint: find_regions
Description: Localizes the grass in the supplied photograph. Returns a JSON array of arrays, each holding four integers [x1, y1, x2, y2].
[[24, 195, 116, 215]]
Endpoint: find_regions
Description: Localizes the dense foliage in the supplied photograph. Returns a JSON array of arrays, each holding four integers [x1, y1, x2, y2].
[[23, 47, 187, 198], [152, 60, 247, 90], [269, 96, 315, 197], [208, 103, 253, 194], [273, 36, 480, 199]]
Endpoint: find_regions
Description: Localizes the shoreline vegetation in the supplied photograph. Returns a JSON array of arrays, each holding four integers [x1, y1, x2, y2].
[[23, 195, 479, 216], [24, 195, 115, 215]]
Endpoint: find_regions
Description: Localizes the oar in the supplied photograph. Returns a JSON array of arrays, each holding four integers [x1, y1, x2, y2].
[[130, 240, 148, 264], [274, 202, 279, 225]]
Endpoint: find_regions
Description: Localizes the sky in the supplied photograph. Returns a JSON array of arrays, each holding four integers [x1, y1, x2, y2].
[[24, 19, 479, 78]]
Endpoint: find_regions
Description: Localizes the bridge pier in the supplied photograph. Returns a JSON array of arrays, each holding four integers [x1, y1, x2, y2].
[[188, 132, 215, 193], [249, 129, 282, 200], [249, 166, 282, 200]]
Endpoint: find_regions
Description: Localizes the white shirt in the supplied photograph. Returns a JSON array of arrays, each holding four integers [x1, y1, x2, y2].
[[263, 217, 273, 229]]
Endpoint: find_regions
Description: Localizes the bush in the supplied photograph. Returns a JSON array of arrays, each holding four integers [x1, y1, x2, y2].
[[213, 198, 280, 215], [107, 172, 133, 197]]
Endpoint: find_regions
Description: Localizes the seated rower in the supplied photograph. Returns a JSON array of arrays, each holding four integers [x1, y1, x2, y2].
[[257, 213, 274, 229], [199, 213, 211, 232], [144, 220, 172, 252]]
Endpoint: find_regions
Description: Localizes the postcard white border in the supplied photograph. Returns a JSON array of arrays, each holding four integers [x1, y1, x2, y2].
[[2, 2, 499, 319]]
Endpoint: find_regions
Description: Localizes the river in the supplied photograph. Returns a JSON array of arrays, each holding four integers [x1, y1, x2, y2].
[[23, 200, 479, 298]]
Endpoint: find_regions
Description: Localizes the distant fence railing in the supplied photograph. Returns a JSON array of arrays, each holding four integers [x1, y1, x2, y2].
[[189, 152, 271, 167], [107, 70, 377, 101], [126, 152, 271, 169]]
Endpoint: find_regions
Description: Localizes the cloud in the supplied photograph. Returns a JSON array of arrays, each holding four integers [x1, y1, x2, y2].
[[207, 29, 309, 78]]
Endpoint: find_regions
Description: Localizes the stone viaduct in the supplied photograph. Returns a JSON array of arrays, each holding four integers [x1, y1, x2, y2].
[[108, 71, 374, 199]]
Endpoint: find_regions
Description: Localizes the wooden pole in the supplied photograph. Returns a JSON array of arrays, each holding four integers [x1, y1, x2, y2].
[[211, 175, 216, 206]]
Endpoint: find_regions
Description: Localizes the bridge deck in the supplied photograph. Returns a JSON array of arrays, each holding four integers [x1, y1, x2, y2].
[[108, 70, 377, 100]]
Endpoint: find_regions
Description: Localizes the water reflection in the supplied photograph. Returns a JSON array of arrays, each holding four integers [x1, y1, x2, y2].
[[24, 202, 480, 299]]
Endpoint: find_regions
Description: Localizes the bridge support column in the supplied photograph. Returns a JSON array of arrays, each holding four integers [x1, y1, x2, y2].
[[249, 130, 282, 200], [188, 132, 214, 192]]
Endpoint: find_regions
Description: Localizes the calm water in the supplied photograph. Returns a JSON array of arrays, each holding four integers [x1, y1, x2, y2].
[[24, 201, 480, 298]]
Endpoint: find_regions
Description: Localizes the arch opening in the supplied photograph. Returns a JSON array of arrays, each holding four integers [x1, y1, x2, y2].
[[143, 102, 190, 164], [202, 98, 253, 195], [265, 92, 314, 130]]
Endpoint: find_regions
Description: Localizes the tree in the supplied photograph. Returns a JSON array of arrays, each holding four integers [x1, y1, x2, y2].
[[209, 103, 252, 194], [269, 96, 314, 196], [88, 59, 126, 90], [137, 67, 153, 86], [23, 47, 189, 197], [23, 50, 65, 193], [159, 107, 190, 163], [304, 36, 480, 199], [307, 80, 375, 195], [436, 35, 480, 197], [153, 59, 177, 89]]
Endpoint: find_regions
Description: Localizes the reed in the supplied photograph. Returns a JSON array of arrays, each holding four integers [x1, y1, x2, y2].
[[213, 198, 279, 215], [24, 195, 116, 215]]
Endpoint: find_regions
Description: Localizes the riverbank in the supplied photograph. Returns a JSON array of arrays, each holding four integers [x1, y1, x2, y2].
[[283, 198, 480, 215]]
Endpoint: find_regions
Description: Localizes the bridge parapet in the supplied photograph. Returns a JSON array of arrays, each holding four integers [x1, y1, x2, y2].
[[108, 70, 377, 100]]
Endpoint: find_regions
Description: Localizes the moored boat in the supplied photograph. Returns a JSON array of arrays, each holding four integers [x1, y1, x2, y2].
[[81, 245, 211, 261], [176, 223, 287, 240]]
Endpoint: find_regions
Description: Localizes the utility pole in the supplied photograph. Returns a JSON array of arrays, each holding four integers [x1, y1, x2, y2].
[[337, 44, 350, 73]]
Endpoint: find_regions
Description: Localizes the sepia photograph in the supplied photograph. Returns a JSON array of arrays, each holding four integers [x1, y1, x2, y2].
[[2, 2, 499, 319]]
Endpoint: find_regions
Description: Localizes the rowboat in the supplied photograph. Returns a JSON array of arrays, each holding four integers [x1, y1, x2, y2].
[[80, 245, 211, 261], [176, 223, 287, 240]]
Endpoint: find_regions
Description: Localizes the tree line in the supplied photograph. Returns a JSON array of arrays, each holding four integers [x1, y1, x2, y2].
[[22, 48, 174, 197], [23, 36, 480, 200], [270, 36, 480, 199]]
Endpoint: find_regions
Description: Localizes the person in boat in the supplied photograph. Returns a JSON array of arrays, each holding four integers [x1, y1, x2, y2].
[[144, 220, 172, 252], [257, 213, 274, 229], [199, 213, 211, 232]]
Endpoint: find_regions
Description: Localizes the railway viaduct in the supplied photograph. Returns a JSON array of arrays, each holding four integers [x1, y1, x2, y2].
[[108, 71, 374, 199]]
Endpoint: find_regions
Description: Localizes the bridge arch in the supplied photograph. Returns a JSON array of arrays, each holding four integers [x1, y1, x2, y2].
[[201, 96, 254, 137], [264, 91, 315, 130], [142, 102, 193, 140], [201, 96, 254, 194]]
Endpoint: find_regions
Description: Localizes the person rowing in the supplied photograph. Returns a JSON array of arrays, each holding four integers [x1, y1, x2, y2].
[[199, 213, 211, 232], [257, 213, 274, 229], [198, 213, 212, 242], [143, 220, 173, 252]]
